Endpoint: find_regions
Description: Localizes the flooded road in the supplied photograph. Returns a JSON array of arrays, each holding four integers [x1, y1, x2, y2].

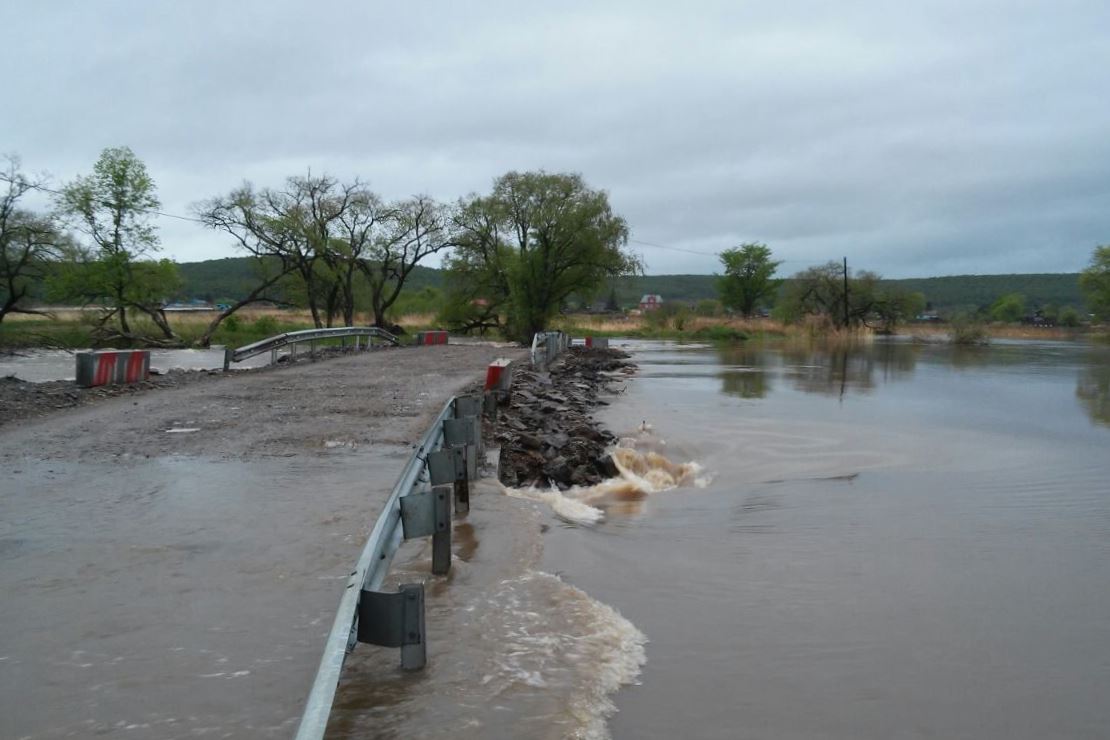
[[542, 338, 1110, 739], [0, 345, 523, 739], [1, 453, 408, 738]]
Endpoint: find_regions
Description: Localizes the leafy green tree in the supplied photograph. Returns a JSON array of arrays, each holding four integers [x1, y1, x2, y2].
[[989, 293, 1026, 323], [1, 155, 62, 323], [1059, 306, 1081, 327], [872, 288, 925, 333], [717, 243, 781, 316], [443, 171, 637, 341], [777, 261, 851, 327], [777, 261, 922, 331], [1079, 245, 1110, 321], [56, 146, 180, 340]]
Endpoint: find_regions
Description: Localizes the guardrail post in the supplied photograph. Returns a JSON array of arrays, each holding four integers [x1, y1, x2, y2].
[[399, 584, 426, 669], [430, 486, 452, 575], [356, 583, 426, 670], [223, 347, 232, 371], [433, 438, 475, 516], [401, 482, 453, 574]]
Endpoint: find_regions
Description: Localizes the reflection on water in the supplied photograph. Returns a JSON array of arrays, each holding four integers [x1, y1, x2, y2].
[[1077, 354, 1110, 426], [714, 339, 1110, 429], [717, 340, 920, 399]]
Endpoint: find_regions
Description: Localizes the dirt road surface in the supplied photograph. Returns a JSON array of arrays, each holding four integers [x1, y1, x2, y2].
[[0, 344, 524, 739]]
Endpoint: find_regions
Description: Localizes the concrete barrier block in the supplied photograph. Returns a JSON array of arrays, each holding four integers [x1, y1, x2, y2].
[[484, 358, 514, 392], [415, 330, 449, 346], [75, 350, 150, 388]]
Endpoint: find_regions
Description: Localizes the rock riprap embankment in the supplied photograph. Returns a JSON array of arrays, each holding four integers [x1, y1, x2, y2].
[[493, 347, 634, 489]]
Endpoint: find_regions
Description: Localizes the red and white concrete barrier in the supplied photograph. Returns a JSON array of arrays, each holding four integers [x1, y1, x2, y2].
[[579, 336, 609, 349], [415, 330, 449, 346], [484, 358, 514, 393], [75, 350, 150, 388]]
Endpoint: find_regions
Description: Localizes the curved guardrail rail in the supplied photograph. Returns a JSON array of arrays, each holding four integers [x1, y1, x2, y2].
[[294, 393, 485, 740], [223, 326, 399, 369]]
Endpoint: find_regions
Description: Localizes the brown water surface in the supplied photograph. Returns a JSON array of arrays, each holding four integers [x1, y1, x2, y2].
[[543, 338, 1110, 739]]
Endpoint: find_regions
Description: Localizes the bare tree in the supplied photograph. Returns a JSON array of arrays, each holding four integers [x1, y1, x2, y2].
[[206, 174, 369, 329], [357, 195, 454, 328], [200, 173, 452, 332], [192, 184, 301, 346], [330, 188, 386, 326], [0, 155, 61, 323]]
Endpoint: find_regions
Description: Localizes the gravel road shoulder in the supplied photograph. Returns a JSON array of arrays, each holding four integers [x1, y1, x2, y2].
[[1, 344, 523, 462]]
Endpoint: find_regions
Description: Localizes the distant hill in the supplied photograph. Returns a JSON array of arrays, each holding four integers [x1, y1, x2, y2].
[[611, 272, 1084, 312], [176, 257, 1083, 313], [176, 258, 444, 303], [880, 274, 1083, 312]]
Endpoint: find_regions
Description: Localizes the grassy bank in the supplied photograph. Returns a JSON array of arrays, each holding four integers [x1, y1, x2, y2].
[[0, 308, 445, 351], [554, 314, 788, 342], [556, 312, 1101, 344]]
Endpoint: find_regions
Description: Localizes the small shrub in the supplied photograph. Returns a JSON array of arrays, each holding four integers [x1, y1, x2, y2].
[[949, 315, 989, 345], [672, 308, 690, 331], [223, 314, 241, 332]]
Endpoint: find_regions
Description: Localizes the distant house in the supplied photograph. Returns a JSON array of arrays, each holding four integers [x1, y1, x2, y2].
[[639, 294, 663, 312]]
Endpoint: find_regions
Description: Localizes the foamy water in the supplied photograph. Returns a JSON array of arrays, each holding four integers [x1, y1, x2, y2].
[[326, 477, 651, 740], [502, 425, 711, 527]]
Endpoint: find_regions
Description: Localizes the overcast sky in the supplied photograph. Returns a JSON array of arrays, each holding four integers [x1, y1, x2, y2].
[[2, 0, 1108, 277]]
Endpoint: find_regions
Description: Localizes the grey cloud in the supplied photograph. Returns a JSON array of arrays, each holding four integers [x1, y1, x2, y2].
[[2, 0, 1108, 277]]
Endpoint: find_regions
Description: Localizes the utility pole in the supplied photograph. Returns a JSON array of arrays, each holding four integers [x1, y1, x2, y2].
[[842, 256, 850, 328]]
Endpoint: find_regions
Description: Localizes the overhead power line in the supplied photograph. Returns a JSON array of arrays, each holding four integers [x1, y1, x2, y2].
[[21, 181, 208, 224], [629, 238, 720, 257], [629, 238, 812, 266]]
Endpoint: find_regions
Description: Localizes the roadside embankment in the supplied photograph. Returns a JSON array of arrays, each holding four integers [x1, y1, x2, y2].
[[493, 347, 636, 489]]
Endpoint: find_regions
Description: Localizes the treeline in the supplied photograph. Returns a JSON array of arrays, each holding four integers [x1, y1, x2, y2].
[[171, 257, 1086, 315], [1, 147, 637, 345], [5, 146, 1107, 346]]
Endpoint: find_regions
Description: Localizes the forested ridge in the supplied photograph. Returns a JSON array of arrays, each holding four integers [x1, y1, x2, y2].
[[177, 258, 1084, 312]]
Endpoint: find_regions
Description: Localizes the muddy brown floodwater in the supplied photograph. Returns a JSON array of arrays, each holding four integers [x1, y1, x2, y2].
[[0, 344, 524, 739]]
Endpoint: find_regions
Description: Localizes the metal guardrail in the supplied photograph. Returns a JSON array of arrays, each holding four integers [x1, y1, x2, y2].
[[530, 330, 569, 367], [294, 393, 485, 740], [224, 326, 399, 369]]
